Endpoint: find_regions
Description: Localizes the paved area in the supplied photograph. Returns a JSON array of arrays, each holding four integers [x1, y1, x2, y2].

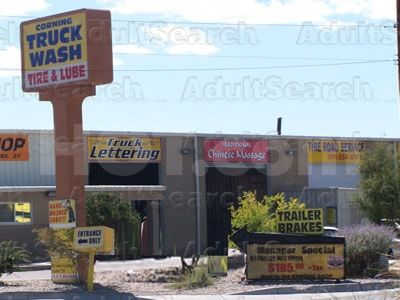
[[0, 289, 399, 300], [2, 257, 187, 281]]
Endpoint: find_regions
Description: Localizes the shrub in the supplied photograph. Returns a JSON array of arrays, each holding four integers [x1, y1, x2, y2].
[[337, 224, 396, 277], [170, 265, 214, 289], [33, 228, 77, 261], [86, 193, 141, 256], [230, 191, 305, 233], [0, 241, 30, 278]]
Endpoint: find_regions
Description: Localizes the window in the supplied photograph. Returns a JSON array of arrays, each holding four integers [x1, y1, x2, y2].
[[0, 202, 32, 224]]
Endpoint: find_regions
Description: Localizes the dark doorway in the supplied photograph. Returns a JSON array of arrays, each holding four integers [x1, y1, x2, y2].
[[206, 167, 267, 255], [88, 163, 159, 185]]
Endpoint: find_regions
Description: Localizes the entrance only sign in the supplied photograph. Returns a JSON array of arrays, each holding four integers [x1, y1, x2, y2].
[[73, 226, 114, 253]]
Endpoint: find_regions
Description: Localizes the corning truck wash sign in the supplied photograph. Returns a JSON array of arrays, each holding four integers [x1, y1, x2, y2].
[[203, 139, 269, 163], [0, 135, 29, 161], [20, 9, 113, 92], [307, 140, 365, 164], [276, 209, 324, 235], [88, 136, 161, 162], [21, 12, 88, 89]]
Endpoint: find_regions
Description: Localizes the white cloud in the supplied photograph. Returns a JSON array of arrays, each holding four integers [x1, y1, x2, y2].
[[101, 0, 395, 24], [0, 47, 20, 77], [113, 44, 152, 54], [113, 57, 124, 67], [166, 44, 219, 55], [0, 0, 50, 16]]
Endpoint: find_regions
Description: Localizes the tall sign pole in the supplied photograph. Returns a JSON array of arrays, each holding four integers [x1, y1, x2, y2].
[[20, 9, 113, 282], [397, 0, 400, 93]]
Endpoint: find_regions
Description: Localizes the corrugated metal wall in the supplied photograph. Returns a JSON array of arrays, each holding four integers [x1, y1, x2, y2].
[[285, 187, 364, 227], [0, 131, 55, 185]]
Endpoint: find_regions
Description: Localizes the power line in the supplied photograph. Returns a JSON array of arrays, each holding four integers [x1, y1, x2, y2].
[[8, 59, 394, 73], [114, 52, 389, 62], [0, 14, 393, 28]]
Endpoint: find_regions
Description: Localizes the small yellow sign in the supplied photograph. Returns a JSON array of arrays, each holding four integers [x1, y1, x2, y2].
[[49, 199, 76, 229], [276, 209, 324, 235], [73, 226, 114, 253], [87, 136, 161, 162], [247, 243, 345, 280], [307, 140, 364, 164], [51, 257, 79, 284]]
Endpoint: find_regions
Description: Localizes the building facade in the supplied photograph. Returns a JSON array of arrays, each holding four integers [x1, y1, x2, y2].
[[0, 130, 396, 257]]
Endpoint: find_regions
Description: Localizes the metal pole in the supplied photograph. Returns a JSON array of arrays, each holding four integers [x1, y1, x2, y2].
[[194, 135, 201, 255]]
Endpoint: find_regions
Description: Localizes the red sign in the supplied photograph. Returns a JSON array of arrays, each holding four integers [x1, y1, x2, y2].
[[203, 139, 269, 163]]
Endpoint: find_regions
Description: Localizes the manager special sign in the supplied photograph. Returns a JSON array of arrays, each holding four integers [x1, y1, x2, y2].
[[20, 9, 113, 91], [204, 139, 269, 163]]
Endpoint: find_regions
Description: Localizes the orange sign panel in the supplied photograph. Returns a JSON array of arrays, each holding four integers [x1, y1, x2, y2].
[[0, 135, 29, 161]]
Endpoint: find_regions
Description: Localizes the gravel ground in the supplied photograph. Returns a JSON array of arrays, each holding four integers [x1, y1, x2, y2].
[[1, 268, 400, 296]]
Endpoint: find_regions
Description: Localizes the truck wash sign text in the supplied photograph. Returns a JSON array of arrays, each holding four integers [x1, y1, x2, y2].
[[21, 12, 88, 90], [276, 209, 324, 235]]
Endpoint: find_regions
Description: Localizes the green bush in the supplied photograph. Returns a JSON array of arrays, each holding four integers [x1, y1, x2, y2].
[[337, 224, 396, 277], [170, 265, 214, 289], [33, 228, 77, 261], [0, 241, 30, 278], [86, 193, 141, 256], [230, 191, 305, 233]]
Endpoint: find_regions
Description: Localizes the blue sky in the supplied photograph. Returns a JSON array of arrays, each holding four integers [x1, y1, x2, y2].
[[0, 0, 398, 137]]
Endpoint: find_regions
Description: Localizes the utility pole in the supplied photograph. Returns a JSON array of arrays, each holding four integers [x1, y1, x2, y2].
[[397, 0, 400, 91]]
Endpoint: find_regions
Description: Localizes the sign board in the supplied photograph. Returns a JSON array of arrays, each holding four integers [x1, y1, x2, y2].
[[51, 257, 79, 283], [247, 243, 345, 280], [203, 139, 269, 163], [49, 199, 76, 229], [20, 9, 113, 92], [326, 206, 337, 226], [73, 226, 114, 253], [276, 209, 324, 235], [87, 136, 161, 162], [307, 140, 365, 164], [0, 135, 29, 161]]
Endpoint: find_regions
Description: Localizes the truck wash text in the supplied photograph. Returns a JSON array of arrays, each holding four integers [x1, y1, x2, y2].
[[26, 17, 82, 67]]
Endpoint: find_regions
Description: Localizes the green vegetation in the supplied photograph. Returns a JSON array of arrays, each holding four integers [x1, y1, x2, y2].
[[230, 191, 305, 233], [338, 224, 395, 277], [170, 265, 214, 289], [0, 241, 30, 278], [86, 193, 141, 256], [33, 228, 76, 261], [354, 143, 400, 223]]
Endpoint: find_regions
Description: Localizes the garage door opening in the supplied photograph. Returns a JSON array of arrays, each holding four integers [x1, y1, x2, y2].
[[206, 167, 267, 255], [88, 163, 159, 185]]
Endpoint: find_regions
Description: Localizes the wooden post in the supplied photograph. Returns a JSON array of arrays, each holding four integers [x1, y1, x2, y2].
[[40, 84, 96, 282]]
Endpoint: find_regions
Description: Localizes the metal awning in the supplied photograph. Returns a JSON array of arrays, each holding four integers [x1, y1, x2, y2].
[[0, 185, 166, 201]]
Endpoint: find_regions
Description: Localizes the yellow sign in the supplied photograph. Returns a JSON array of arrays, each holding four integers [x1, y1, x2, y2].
[[276, 209, 324, 235], [49, 199, 76, 229], [0, 135, 29, 161], [73, 226, 114, 253], [88, 136, 161, 162], [247, 243, 345, 280], [307, 140, 365, 164], [207, 256, 228, 276], [51, 257, 79, 284], [21, 12, 88, 90]]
